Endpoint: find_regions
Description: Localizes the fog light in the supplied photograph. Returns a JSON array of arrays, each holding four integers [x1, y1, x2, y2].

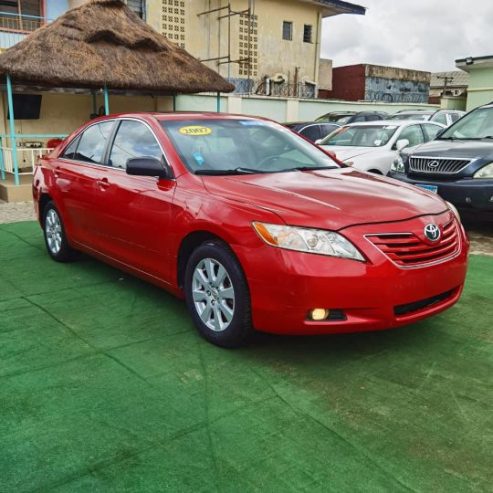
[[310, 308, 329, 321]]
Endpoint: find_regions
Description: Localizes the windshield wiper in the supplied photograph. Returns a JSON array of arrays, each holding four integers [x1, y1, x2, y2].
[[287, 166, 339, 172], [195, 167, 265, 176]]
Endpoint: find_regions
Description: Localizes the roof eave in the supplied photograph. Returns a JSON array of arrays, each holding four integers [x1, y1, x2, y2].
[[309, 0, 366, 17], [456, 55, 493, 71]]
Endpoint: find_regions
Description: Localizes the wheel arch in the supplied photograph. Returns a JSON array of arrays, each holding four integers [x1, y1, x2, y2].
[[177, 229, 244, 289], [38, 193, 53, 226]]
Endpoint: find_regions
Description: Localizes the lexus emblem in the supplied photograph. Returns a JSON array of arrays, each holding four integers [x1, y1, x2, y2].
[[427, 160, 440, 168], [424, 224, 441, 242]]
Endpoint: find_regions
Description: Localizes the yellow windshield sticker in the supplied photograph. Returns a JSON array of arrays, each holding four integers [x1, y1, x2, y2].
[[179, 126, 212, 136]]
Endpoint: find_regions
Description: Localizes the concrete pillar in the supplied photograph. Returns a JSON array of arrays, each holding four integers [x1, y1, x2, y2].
[[227, 96, 242, 114], [285, 99, 299, 122]]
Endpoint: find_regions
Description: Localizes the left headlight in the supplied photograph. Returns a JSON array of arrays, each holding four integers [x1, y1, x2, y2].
[[473, 162, 493, 179], [391, 154, 405, 173], [252, 222, 365, 261]]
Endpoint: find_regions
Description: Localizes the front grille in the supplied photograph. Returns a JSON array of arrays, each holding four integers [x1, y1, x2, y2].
[[367, 219, 460, 267], [394, 289, 455, 316], [409, 156, 471, 175]]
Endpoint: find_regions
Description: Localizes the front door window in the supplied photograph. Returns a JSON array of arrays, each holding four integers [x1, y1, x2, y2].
[[109, 120, 163, 169]]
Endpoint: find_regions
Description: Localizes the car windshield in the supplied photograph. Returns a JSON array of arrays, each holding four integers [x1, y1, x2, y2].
[[319, 124, 398, 147], [439, 106, 493, 140], [160, 119, 340, 174]]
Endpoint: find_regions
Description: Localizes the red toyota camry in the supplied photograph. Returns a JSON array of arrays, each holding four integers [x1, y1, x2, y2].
[[33, 113, 469, 347]]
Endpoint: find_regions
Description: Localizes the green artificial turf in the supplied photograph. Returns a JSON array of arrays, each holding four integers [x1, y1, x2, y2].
[[0, 221, 492, 492]]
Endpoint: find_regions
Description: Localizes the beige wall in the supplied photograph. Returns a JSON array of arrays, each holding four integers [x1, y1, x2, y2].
[[0, 92, 174, 144], [147, 0, 323, 84]]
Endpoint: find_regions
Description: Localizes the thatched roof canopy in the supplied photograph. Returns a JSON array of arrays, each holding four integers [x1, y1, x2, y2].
[[0, 0, 234, 94]]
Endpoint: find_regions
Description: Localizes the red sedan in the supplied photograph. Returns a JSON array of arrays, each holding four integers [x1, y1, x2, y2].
[[33, 113, 469, 347]]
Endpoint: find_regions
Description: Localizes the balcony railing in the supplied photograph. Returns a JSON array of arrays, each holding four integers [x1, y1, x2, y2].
[[0, 135, 68, 183], [0, 11, 47, 50], [0, 11, 46, 33]]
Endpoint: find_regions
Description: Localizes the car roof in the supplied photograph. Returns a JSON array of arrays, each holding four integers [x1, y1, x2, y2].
[[87, 112, 278, 125], [393, 110, 434, 115], [342, 119, 443, 127], [285, 121, 340, 126]]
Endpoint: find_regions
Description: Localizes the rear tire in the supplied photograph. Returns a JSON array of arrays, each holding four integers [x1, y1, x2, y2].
[[184, 241, 253, 348], [42, 201, 78, 262]]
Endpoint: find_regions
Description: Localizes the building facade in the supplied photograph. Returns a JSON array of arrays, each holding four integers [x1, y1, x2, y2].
[[322, 64, 431, 104], [0, 0, 365, 96], [144, 0, 364, 97], [456, 56, 493, 111]]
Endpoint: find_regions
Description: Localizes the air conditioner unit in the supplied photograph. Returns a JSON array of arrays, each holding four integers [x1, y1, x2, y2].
[[302, 77, 317, 86], [271, 73, 287, 84]]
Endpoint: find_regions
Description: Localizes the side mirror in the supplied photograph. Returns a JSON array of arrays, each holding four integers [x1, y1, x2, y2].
[[126, 157, 169, 179], [396, 139, 410, 151]]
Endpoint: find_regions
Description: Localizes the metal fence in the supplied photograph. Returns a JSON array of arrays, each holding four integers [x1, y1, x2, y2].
[[365, 91, 429, 104], [229, 77, 317, 99]]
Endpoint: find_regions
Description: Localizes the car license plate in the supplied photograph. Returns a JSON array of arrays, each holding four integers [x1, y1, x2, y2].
[[416, 184, 438, 194]]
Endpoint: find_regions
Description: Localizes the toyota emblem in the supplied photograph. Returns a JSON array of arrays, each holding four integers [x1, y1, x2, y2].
[[424, 224, 441, 242], [427, 160, 440, 168]]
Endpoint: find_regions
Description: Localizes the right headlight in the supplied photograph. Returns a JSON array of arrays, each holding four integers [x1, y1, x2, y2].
[[473, 162, 493, 179], [391, 155, 405, 173]]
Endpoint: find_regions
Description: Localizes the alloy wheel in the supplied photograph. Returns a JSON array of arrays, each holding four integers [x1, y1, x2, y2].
[[45, 209, 63, 255], [192, 258, 235, 332]]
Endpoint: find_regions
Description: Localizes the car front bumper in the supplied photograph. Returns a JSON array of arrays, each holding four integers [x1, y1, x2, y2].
[[235, 215, 469, 336], [388, 172, 493, 212]]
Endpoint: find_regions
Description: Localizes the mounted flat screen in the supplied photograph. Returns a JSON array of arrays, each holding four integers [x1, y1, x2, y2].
[[8, 94, 42, 120]]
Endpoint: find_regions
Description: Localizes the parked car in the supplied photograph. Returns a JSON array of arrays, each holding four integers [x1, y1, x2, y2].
[[34, 113, 469, 347], [389, 103, 493, 214], [316, 111, 387, 124], [429, 110, 465, 127], [284, 121, 340, 142], [317, 120, 445, 174], [390, 110, 465, 127]]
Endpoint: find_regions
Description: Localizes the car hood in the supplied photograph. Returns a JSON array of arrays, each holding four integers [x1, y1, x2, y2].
[[319, 146, 377, 161], [202, 168, 447, 230], [405, 139, 493, 160]]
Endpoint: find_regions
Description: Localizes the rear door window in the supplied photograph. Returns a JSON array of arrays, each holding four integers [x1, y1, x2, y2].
[[432, 113, 448, 126], [74, 122, 114, 164], [422, 124, 443, 141], [299, 125, 321, 142]]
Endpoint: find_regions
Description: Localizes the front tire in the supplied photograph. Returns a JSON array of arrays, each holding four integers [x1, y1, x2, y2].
[[184, 241, 253, 348], [42, 201, 78, 262]]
